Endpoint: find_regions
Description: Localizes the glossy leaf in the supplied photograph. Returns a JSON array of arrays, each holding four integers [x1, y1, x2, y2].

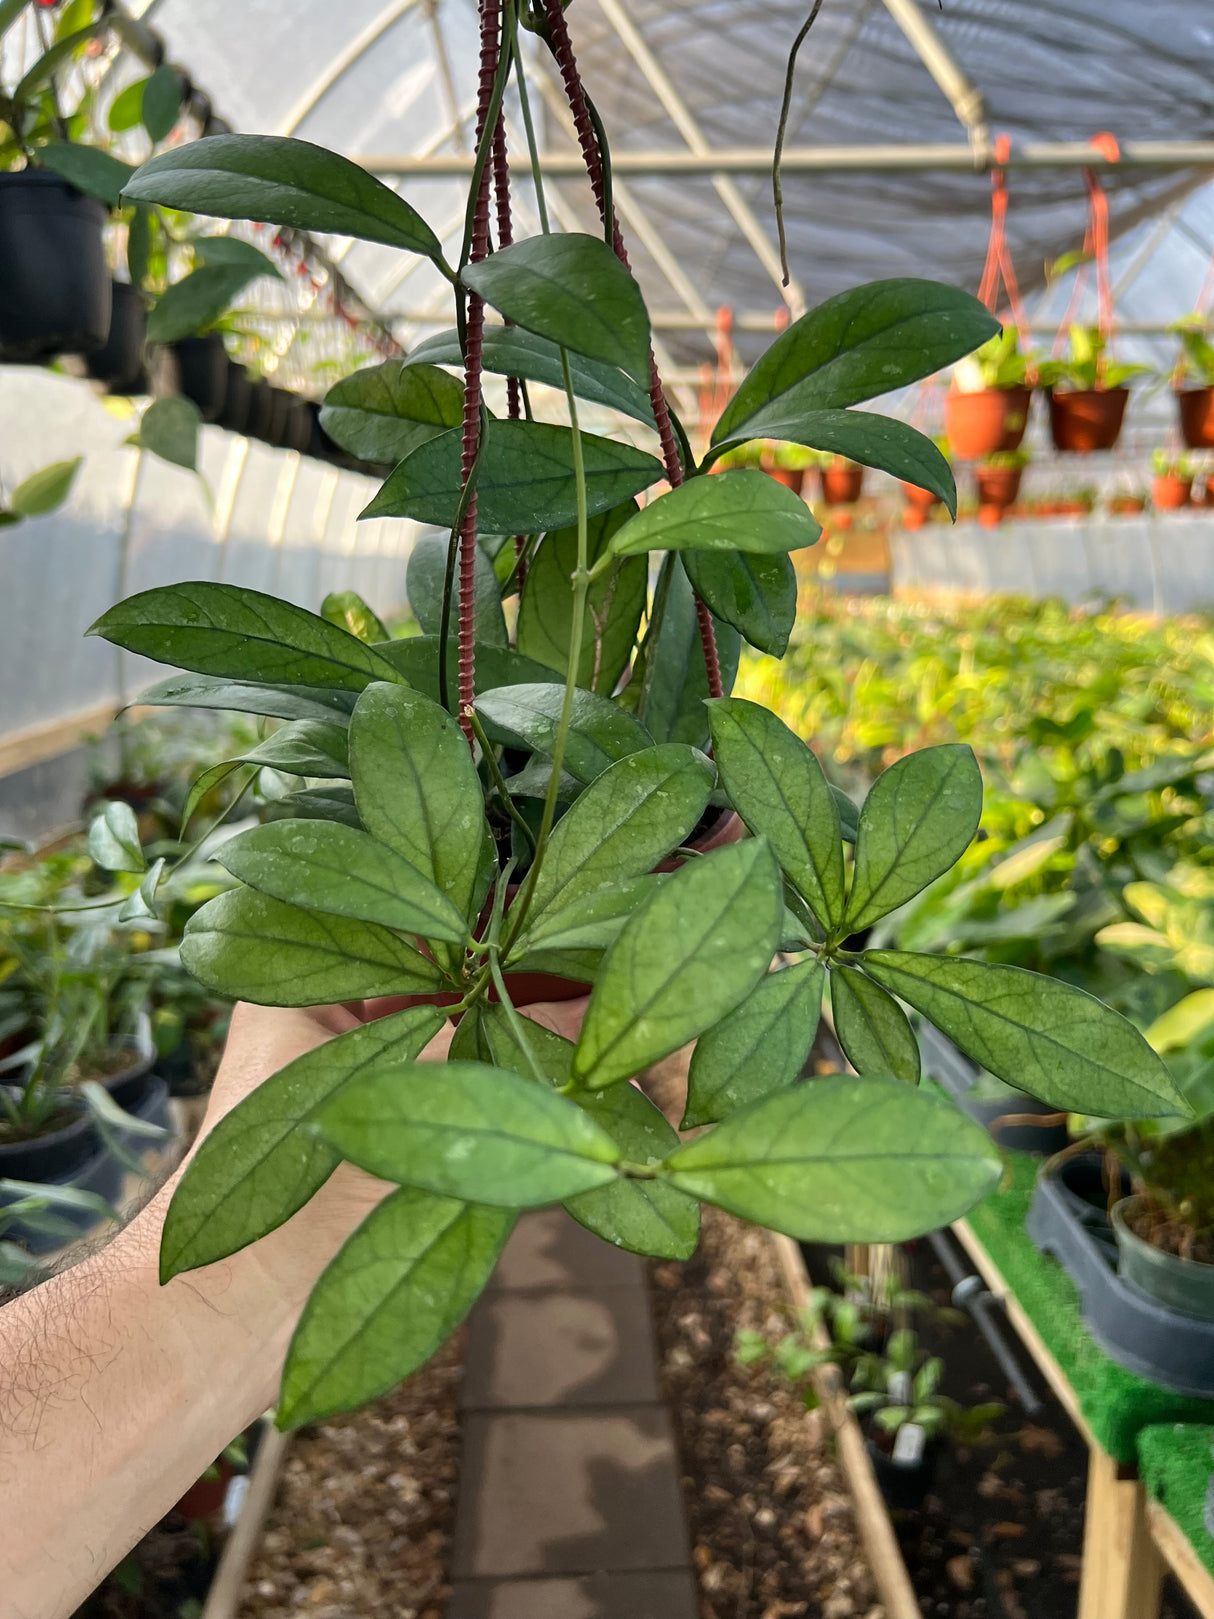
[[830, 965, 920, 1084], [714, 280, 1000, 441], [278, 785, 362, 829], [9, 457, 81, 517], [664, 1075, 1002, 1241], [607, 471, 820, 558], [864, 951, 1191, 1118], [349, 682, 487, 925], [136, 673, 352, 725], [217, 718, 351, 779], [408, 326, 656, 426], [523, 744, 715, 924], [181, 888, 443, 1005], [320, 591, 388, 645], [566, 1082, 700, 1259], [159, 1006, 443, 1280], [146, 263, 268, 345], [474, 682, 653, 785], [519, 876, 664, 958], [362, 418, 663, 534], [217, 821, 469, 944], [121, 135, 443, 260], [683, 957, 823, 1127], [319, 361, 463, 464], [406, 532, 506, 646], [135, 396, 201, 470], [844, 745, 982, 933], [629, 560, 740, 749], [141, 61, 182, 143], [462, 232, 652, 384], [88, 582, 405, 691], [574, 838, 784, 1089], [317, 1061, 620, 1205], [87, 800, 145, 874], [517, 503, 647, 692], [36, 141, 133, 206], [107, 75, 149, 133], [683, 547, 797, 658], [707, 698, 845, 930], [279, 1189, 512, 1428], [832, 785, 859, 844]]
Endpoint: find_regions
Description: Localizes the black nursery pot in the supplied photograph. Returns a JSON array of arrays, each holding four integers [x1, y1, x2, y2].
[[0, 172, 110, 362], [217, 361, 252, 434], [306, 400, 340, 463], [243, 378, 276, 441], [865, 1433, 940, 1511], [263, 386, 294, 447], [282, 394, 312, 453], [172, 333, 229, 421], [0, 1089, 96, 1182], [85, 280, 147, 395]]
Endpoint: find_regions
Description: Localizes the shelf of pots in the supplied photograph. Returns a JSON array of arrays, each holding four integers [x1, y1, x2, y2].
[[65, 0, 1196, 1464], [944, 326, 1034, 460], [1038, 324, 1150, 453]]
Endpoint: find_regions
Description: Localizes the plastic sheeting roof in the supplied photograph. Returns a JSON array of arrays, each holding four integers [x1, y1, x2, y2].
[[134, 0, 1214, 367]]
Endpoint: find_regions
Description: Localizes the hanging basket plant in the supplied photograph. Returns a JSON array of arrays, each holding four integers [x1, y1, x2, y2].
[[945, 330, 1034, 458], [1170, 318, 1214, 449], [1040, 327, 1145, 451]]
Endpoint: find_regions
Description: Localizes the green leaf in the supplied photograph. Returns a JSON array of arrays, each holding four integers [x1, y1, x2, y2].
[[216, 718, 351, 779], [629, 560, 740, 749], [36, 142, 133, 206], [683, 548, 796, 658], [830, 965, 920, 1084], [832, 785, 859, 844], [319, 361, 463, 465], [863, 951, 1191, 1118], [134, 396, 201, 471], [707, 697, 845, 930], [107, 75, 148, 133], [408, 326, 656, 427], [160, 1006, 443, 1279], [135, 672, 353, 725], [192, 237, 284, 278], [88, 582, 406, 691], [181, 888, 444, 1005], [316, 1061, 621, 1205], [13, 20, 108, 103], [726, 409, 957, 517], [518, 876, 663, 958], [146, 264, 265, 344], [349, 682, 487, 926], [371, 635, 556, 704], [574, 838, 783, 1089], [362, 418, 663, 533], [462, 232, 652, 385], [406, 532, 506, 646], [277, 785, 362, 829], [523, 744, 715, 924], [320, 591, 388, 645], [121, 135, 442, 260], [475, 682, 652, 786], [517, 502, 647, 692], [844, 745, 982, 933], [87, 799, 145, 873], [9, 456, 81, 517], [279, 1189, 512, 1429], [683, 957, 822, 1127], [607, 470, 820, 558], [714, 279, 1000, 442], [566, 1082, 699, 1259], [217, 821, 469, 944], [140, 61, 182, 143], [664, 1075, 1002, 1241]]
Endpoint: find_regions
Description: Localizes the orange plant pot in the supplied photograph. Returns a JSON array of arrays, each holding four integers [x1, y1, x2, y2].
[[1152, 473, 1193, 511], [901, 480, 939, 511], [1048, 387, 1129, 453], [821, 462, 864, 505], [974, 466, 1023, 509], [1177, 387, 1214, 450], [944, 386, 1032, 459], [762, 462, 805, 495]]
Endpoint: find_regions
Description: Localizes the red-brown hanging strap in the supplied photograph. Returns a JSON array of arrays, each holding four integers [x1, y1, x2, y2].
[[491, 109, 529, 587], [976, 134, 1029, 347]]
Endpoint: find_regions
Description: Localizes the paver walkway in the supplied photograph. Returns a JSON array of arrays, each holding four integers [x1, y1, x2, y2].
[[447, 1209, 697, 1619]]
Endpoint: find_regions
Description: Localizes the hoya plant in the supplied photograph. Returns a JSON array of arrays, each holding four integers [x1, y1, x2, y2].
[[84, 0, 1189, 1429]]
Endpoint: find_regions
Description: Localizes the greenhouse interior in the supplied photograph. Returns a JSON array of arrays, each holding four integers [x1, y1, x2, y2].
[[3, 1, 1214, 1616]]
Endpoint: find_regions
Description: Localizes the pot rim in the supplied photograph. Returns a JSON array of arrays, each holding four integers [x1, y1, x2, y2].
[[1112, 1194, 1214, 1275]]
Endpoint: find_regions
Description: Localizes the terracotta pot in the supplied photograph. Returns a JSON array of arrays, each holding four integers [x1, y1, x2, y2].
[[762, 463, 804, 495], [1108, 495, 1147, 515], [977, 504, 1004, 528], [901, 481, 939, 511], [974, 466, 1022, 509], [821, 462, 863, 505], [1197, 483, 1214, 509], [174, 1457, 236, 1522], [1177, 386, 1214, 450], [944, 386, 1032, 459], [1048, 387, 1129, 452], [1152, 473, 1192, 511], [902, 506, 926, 531]]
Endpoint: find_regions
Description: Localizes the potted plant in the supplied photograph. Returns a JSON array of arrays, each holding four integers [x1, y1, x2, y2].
[[974, 447, 1027, 512], [1038, 326, 1148, 452], [1108, 487, 1148, 516], [819, 453, 864, 505], [84, 1, 1189, 1434], [1151, 448, 1195, 511], [945, 326, 1034, 459], [761, 440, 814, 495], [1169, 316, 1214, 449]]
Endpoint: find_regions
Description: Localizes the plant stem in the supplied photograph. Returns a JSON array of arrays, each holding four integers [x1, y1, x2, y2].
[[488, 950, 548, 1085], [772, 1, 824, 287], [467, 707, 538, 855]]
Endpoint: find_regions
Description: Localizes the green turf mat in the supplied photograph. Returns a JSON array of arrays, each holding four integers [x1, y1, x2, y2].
[[963, 1152, 1214, 1464], [1137, 1424, 1214, 1579]]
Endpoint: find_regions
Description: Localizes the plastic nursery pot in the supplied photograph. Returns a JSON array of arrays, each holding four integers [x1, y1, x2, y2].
[[1176, 386, 1214, 450], [0, 1087, 96, 1182], [944, 385, 1032, 459], [172, 333, 229, 421], [282, 394, 313, 454], [95, 1045, 158, 1113], [0, 172, 110, 363], [901, 480, 940, 512], [958, 1093, 1069, 1157], [243, 378, 277, 441], [1152, 472, 1192, 511], [821, 461, 864, 505], [1112, 1196, 1214, 1323], [864, 1431, 940, 1511], [974, 466, 1022, 509], [262, 387, 295, 447], [306, 400, 341, 463], [217, 360, 252, 434], [1048, 386, 1129, 453], [85, 281, 147, 395], [1108, 495, 1147, 515], [761, 462, 805, 495]]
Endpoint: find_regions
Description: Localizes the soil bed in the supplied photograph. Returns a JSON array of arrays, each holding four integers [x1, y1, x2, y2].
[[649, 1205, 883, 1619], [236, 1331, 464, 1619]]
